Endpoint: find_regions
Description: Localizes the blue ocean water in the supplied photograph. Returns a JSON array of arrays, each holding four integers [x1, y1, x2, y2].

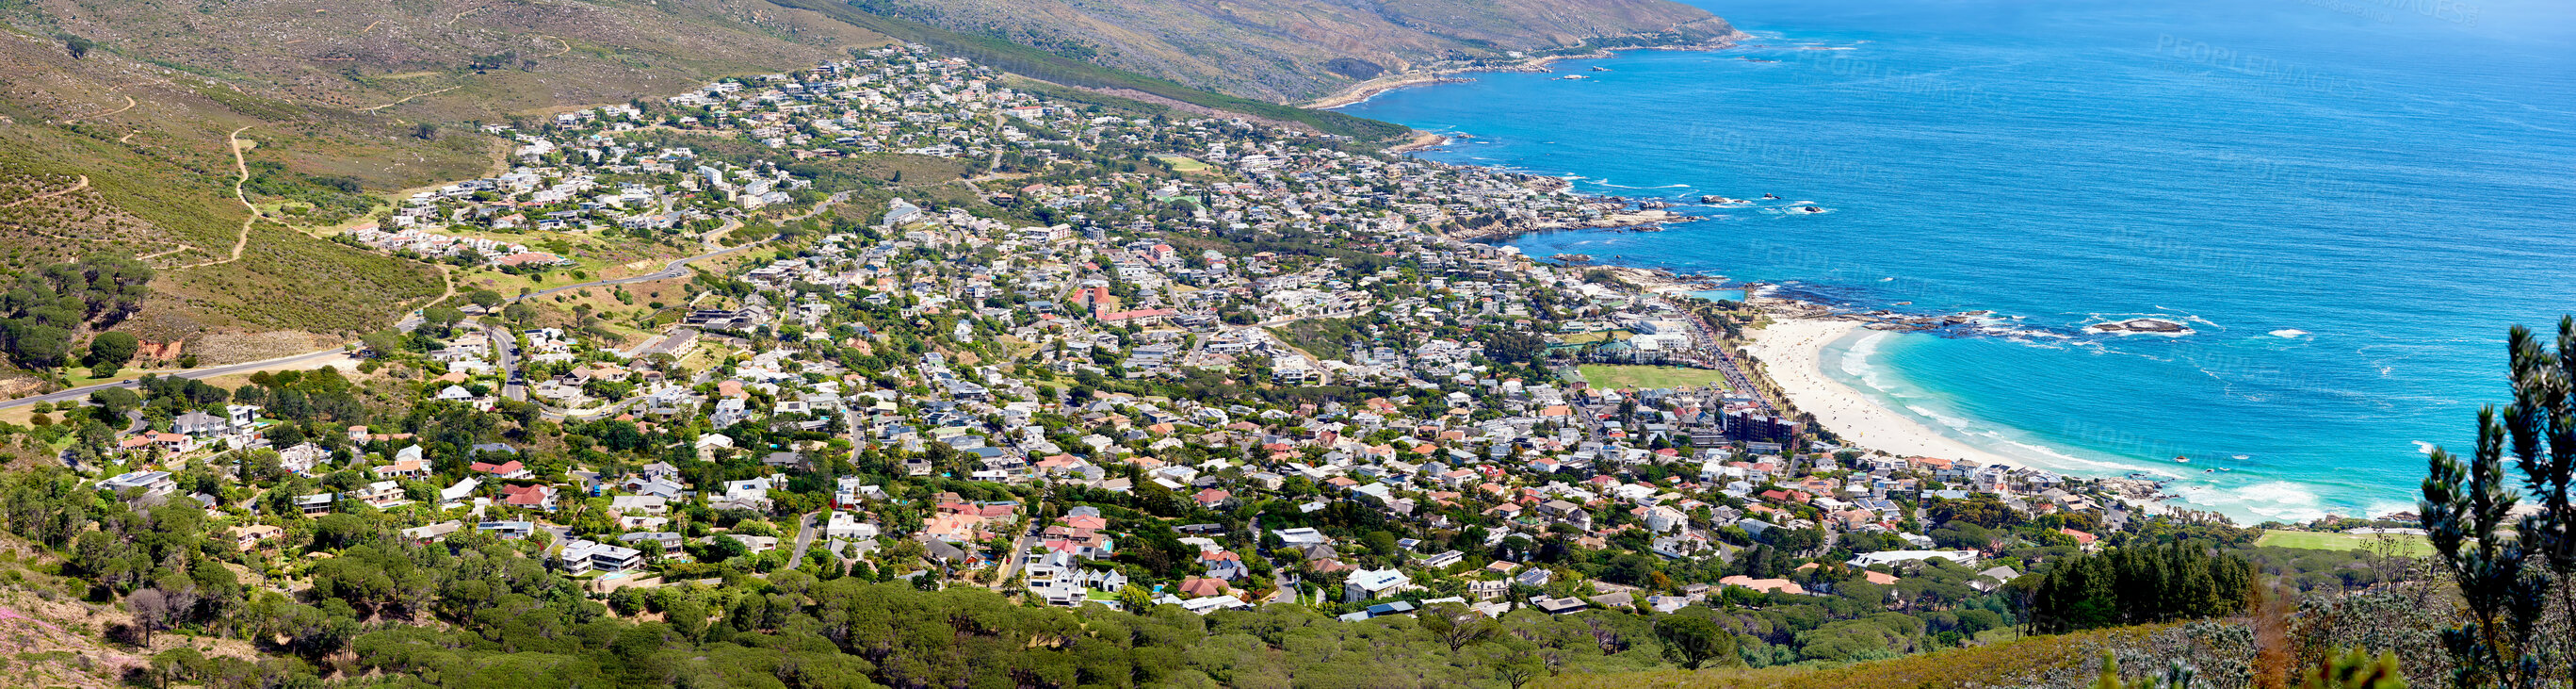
[[1342, 0, 2576, 522]]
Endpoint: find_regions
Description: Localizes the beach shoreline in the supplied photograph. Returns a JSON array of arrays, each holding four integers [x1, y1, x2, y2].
[[1386, 131, 1450, 154], [1744, 316, 2034, 469], [1307, 40, 1744, 110]]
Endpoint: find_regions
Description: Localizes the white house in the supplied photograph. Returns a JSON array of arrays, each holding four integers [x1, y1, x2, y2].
[[1344, 567, 1411, 603]]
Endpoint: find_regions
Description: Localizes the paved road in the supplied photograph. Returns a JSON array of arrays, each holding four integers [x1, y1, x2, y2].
[[0, 347, 349, 410], [789, 511, 819, 567], [992, 501, 1045, 591], [476, 320, 526, 402]]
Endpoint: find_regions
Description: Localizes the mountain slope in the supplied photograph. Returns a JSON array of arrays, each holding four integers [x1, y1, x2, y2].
[[0, 0, 1736, 381], [843, 0, 1743, 100], [8, 0, 890, 120], [0, 0, 894, 374]]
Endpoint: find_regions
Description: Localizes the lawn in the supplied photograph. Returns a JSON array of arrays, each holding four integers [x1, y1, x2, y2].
[[1579, 364, 1731, 391], [1560, 330, 1629, 344], [2255, 530, 2432, 557], [1152, 155, 1211, 173]]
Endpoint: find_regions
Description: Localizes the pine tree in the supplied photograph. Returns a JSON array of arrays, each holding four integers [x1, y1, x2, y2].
[[2420, 318, 2576, 689]]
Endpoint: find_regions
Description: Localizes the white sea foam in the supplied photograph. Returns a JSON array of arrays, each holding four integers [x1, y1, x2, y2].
[[2270, 329, 2310, 337], [2180, 480, 2328, 521], [2362, 501, 2417, 518], [2413, 440, 2438, 455]]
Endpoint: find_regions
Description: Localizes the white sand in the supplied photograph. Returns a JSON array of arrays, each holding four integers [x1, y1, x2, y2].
[[1744, 318, 2027, 468]]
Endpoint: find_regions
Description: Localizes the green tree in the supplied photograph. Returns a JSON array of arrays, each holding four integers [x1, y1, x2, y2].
[[87, 331, 139, 376], [1485, 330, 1545, 365], [1654, 615, 1734, 670], [1117, 583, 1153, 612], [89, 386, 140, 417], [1418, 601, 1495, 651], [1487, 642, 1547, 689], [361, 330, 404, 355], [8, 324, 72, 369], [423, 306, 465, 332], [2419, 318, 2576, 689]]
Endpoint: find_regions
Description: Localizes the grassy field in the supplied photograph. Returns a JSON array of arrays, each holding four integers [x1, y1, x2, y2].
[[1561, 330, 1630, 344], [2256, 530, 2432, 557], [1152, 155, 1211, 173], [1580, 364, 1731, 391]]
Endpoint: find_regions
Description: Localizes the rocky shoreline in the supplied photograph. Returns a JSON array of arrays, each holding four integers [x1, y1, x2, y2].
[[2088, 318, 2194, 335]]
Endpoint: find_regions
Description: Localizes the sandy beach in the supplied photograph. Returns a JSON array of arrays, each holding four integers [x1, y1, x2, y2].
[[1303, 74, 1466, 109], [1744, 318, 2029, 468], [1386, 132, 1450, 154]]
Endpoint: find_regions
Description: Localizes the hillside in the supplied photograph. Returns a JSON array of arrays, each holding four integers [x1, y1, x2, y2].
[[0, 26, 478, 378], [840, 0, 1743, 101], [0, 0, 893, 383], [0, 0, 1738, 388]]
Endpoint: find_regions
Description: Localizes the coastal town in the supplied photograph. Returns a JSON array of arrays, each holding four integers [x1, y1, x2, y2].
[[40, 44, 2213, 628]]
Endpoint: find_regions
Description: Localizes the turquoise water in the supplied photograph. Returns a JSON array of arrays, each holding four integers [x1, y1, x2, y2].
[[1344, 0, 2576, 522]]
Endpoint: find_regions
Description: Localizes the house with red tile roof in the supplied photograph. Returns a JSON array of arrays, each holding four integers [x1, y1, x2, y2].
[[1177, 577, 1228, 598], [500, 484, 558, 511], [471, 460, 532, 480]]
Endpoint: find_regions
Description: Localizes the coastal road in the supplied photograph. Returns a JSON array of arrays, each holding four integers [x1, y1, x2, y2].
[[0, 346, 350, 410], [1682, 308, 1773, 413], [510, 191, 851, 303]]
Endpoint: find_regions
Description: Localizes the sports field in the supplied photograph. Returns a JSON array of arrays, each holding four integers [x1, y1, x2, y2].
[[1152, 155, 1210, 172], [1579, 365, 1731, 391], [2254, 530, 2431, 557]]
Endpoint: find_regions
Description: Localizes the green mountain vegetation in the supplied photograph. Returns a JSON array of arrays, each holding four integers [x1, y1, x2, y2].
[[770, 0, 1411, 139], [0, 0, 1453, 387], [11, 1, 2568, 686], [835, 0, 1741, 101]]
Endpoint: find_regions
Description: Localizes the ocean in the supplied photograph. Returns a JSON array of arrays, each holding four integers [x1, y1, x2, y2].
[[1339, 0, 2576, 522]]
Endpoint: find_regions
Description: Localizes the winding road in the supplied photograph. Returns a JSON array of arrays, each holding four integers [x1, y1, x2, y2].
[[63, 95, 136, 125], [362, 86, 464, 113], [0, 174, 89, 209], [173, 126, 260, 271]]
